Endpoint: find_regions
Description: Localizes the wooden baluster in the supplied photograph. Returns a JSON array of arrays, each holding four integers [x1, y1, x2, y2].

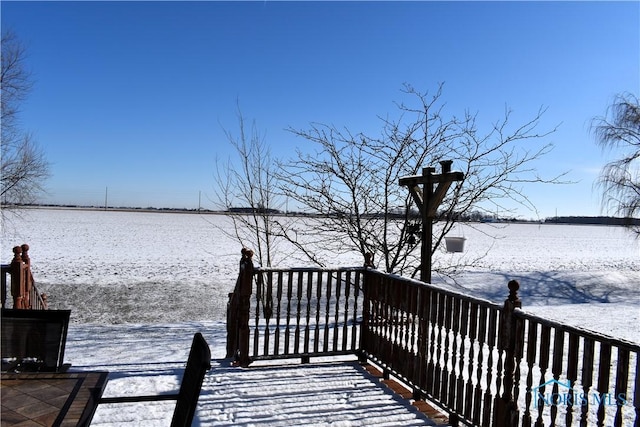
[[456, 299, 470, 416], [388, 279, 397, 367], [494, 309, 505, 407], [473, 305, 487, 425], [382, 276, 392, 362], [323, 272, 333, 353], [253, 271, 262, 358], [465, 303, 478, 420], [596, 343, 612, 426], [401, 284, 409, 374], [549, 329, 565, 425], [364, 273, 376, 356], [274, 271, 283, 356], [260, 272, 272, 356], [579, 337, 595, 427], [408, 285, 419, 387], [441, 294, 452, 407], [482, 308, 498, 427], [535, 324, 551, 426], [523, 320, 539, 427], [565, 332, 580, 426], [613, 346, 629, 427], [284, 271, 293, 355], [448, 297, 461, 410], [513, 313, 525, 419], [341, 270, 351, 352], [375, 273, 385, 356], [422, 288, 435, 395], [266, 272, 274, 353], [333, 270, 342, 352], [350, 269, 361, 351], [313, 270, 323, 353], [432, 292, 445, 401], [426, 288, 438, 396], [415, 286, 428, 397], [294, 271, 304, 354], [398, 281, 407, 368], [303, 270, 313, 358]]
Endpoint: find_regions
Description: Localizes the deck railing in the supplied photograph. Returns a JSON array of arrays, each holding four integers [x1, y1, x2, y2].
[[226, 248, 363, 365], [226, 249, 638, 426], [512, 306, 639, 427], [1, 244, 48, 310], [360, 268, 506, 426]]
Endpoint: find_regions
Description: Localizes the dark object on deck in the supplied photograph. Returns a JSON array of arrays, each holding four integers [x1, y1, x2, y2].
[[98, 332, 212, 427], [1, 308, 71, 372]]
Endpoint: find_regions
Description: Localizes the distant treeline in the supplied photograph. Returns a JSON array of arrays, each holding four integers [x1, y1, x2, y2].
[[4, 203, 638, 226], [544, 216, 640, 226]]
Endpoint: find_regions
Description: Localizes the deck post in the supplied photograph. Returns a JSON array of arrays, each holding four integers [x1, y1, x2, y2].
[[10, 246, 27, 309], [21, 244, 33, 309], [399, 161, 464, 283], [358, 265, 373, 364], [227, 248, 254, 367], [493, 280, 522, 426]]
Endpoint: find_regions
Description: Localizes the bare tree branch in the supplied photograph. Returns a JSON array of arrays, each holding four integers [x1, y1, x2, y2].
[[210, 105, 289, 267], [1, 30, 50, 222], [278, 83, 566, 277]]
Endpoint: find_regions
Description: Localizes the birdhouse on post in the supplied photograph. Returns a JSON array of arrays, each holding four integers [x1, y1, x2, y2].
[[399, 160, 464, 283]]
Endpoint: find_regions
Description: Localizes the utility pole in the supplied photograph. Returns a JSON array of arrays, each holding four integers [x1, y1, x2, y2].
[[399, 160, 464, 283]]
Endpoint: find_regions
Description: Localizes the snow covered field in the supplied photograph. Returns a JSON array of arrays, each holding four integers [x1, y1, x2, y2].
[[2, 208, 639, 426]]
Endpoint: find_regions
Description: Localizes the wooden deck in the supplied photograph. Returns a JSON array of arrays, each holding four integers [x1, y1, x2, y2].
[[1, 371, 108, 426], [89, 358, 450, 426]]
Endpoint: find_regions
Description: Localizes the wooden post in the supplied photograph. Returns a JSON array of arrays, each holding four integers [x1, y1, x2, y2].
[[10, 246, 26, 309], [421, 167, 435, 283], [363, 252, 375, 269], [399, 160, 464, 283], [494, 280, 522, 426], [227, 248, 255, 367], [359, 268, 371, 363], [21, 244, 33, 309]]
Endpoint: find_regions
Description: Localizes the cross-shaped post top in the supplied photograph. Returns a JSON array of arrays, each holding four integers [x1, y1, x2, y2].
[[399, 160, 464, 217]]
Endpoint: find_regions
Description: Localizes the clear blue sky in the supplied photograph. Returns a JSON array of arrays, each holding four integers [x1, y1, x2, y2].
[[2, 1, 638, 219]]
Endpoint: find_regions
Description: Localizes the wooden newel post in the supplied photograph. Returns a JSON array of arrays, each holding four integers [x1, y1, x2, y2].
[[10, 245, 27, 309], [494, 280, 522, 427], [21, 244, 33, 309], [226, 248, 254, 367], [363, 252, 375, 269]]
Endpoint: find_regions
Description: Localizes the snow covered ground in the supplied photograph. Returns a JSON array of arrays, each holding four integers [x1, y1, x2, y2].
[[2, 208, 639, 426]]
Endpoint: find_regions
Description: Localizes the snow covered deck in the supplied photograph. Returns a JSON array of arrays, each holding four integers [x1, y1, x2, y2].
[[66, 322, 447, 426]]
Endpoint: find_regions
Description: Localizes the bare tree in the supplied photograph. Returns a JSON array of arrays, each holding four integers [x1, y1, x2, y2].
[[278, 84, 563, 278], [1, 30, 49, 213], [591, 93, 640, 234], [212, 107, 286, 267]]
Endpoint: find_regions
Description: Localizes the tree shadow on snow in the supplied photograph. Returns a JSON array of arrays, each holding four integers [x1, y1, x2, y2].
[[439, 270, 640, 306]]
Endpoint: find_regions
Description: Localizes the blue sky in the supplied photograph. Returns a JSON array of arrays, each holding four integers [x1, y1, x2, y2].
[[2, 1, 638, 218]]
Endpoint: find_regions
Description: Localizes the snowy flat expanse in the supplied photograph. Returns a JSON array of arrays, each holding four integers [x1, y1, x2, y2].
[[2, 208, 639, 426]]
